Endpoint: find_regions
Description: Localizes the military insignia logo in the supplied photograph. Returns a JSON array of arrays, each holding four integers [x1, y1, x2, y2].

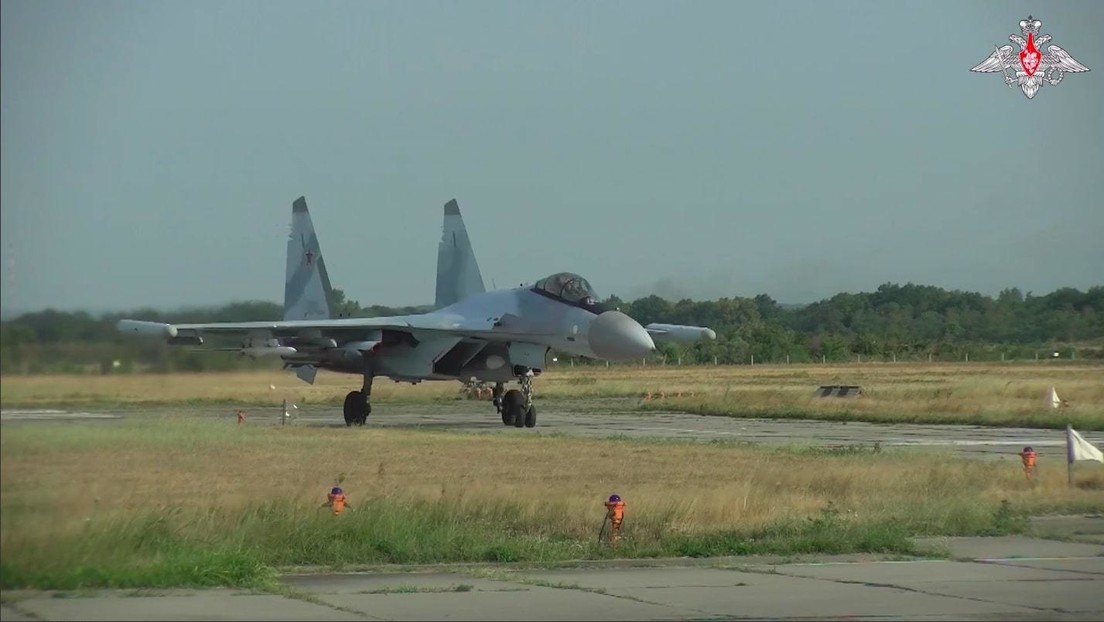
[[970, 16, 1089, 99]]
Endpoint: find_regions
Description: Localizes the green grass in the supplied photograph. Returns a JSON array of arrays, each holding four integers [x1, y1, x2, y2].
[[0, 489, 1064, 590]]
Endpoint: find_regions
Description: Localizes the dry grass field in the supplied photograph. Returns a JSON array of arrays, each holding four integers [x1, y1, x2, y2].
[[2, 409, 1103, 589], [5, 417, 1101, 532], [3, 362, 1101, 429], [3, 362, 1102, 588]]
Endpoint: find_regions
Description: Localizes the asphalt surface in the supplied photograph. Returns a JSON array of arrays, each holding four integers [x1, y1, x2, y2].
[[3, 399, 1099, 459], [3, 530, 1103, 621]]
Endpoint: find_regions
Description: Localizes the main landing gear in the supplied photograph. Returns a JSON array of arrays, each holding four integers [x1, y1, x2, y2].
[[343, 374, 372, 426], [495, 371, 536, 428]]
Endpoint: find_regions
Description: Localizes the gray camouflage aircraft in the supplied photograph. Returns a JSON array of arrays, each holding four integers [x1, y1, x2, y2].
[[119, 197, 716, 428]]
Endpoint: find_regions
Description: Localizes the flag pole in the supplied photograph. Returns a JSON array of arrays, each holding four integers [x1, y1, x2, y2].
[[1066, 424, 1073, 487]]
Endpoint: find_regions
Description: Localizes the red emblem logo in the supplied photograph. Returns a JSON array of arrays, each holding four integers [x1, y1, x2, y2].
[[971, 15, 1089, 100], [1019, 33, 1040, 76]]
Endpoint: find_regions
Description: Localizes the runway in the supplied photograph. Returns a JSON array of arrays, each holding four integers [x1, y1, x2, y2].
[[2, 398, 1097, 459]]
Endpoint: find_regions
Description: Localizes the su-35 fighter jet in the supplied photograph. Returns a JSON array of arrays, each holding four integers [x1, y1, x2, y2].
[[119, 198, 716, 428]]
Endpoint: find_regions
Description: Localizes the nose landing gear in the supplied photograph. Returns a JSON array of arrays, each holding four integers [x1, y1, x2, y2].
[[497, 371, 536, 428]]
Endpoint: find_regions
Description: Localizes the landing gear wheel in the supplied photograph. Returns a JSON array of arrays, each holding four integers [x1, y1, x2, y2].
[[501, 389, 523, 426], [523, 404, 536, 428], [344, 391, 369, 427], [343, 391, 364, 427]]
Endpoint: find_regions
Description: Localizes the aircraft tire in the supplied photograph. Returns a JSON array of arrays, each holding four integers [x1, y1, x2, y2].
[[343, 391, 360, 427], [502, 389, 523, 426], [523, 404, 536, 428], [344, 391, 368, 427]]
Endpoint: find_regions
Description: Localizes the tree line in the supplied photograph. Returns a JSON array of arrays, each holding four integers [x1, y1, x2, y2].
[[2, 283, 1101, 374]]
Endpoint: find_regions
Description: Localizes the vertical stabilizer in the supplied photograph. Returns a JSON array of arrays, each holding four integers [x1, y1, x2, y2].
[[434, 199, 485, 309], [284, 197, 334, 321]]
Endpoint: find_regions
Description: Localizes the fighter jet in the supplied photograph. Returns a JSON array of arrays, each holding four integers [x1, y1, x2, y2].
[[118, 197, 717, 428]]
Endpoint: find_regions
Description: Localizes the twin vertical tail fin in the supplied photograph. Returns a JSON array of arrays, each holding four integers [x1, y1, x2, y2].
[[284, 197, 335, 321], [284, 196, 480, 318], [434, 199, 485, 309]]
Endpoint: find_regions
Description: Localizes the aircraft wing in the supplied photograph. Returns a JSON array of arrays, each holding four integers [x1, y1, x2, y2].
[[118, 313, 561, 346], [644, 323, 717, 343]]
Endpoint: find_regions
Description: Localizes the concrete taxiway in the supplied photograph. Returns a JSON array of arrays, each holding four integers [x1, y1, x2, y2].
[[3, 399, 1097, 459], [3, 530, 1103, 621]]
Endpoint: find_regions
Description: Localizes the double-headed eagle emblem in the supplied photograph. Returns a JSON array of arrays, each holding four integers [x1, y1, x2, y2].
[[971, 16, 1089, 99]]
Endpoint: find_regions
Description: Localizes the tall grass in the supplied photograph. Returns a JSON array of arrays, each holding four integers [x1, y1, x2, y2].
[[3, 417, 1102, 589]]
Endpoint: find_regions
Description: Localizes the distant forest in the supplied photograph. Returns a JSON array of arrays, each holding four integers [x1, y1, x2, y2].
[[2, 283, 1102, 374]]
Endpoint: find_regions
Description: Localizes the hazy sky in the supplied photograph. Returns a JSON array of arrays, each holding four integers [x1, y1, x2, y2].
[[2, 1, 1102, 313]]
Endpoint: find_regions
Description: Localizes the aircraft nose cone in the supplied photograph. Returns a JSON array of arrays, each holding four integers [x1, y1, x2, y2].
[[588, 310, 655, 360]]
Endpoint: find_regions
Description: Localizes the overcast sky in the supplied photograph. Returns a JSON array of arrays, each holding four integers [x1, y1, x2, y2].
[[2, 0, 1101, 314]]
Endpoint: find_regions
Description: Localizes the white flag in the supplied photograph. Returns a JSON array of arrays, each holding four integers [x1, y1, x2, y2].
[[1047, 386, 1061, 409], [1067, 425, 1104, 463]]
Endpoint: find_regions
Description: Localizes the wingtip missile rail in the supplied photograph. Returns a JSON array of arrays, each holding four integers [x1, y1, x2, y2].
[[117, 319, 178, 339]]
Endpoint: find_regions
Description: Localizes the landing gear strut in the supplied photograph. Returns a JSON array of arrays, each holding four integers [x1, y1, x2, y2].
[[492, 382, 506, 419], [343, 374, 372, 427], [499, 370, 536, 428]]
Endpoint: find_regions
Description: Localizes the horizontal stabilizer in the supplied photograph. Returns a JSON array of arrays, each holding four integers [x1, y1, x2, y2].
[[295, 364, 318, 385]]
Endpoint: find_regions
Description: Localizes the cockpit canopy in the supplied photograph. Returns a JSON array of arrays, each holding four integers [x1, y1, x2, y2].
[[532, 272, 604, 312]]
